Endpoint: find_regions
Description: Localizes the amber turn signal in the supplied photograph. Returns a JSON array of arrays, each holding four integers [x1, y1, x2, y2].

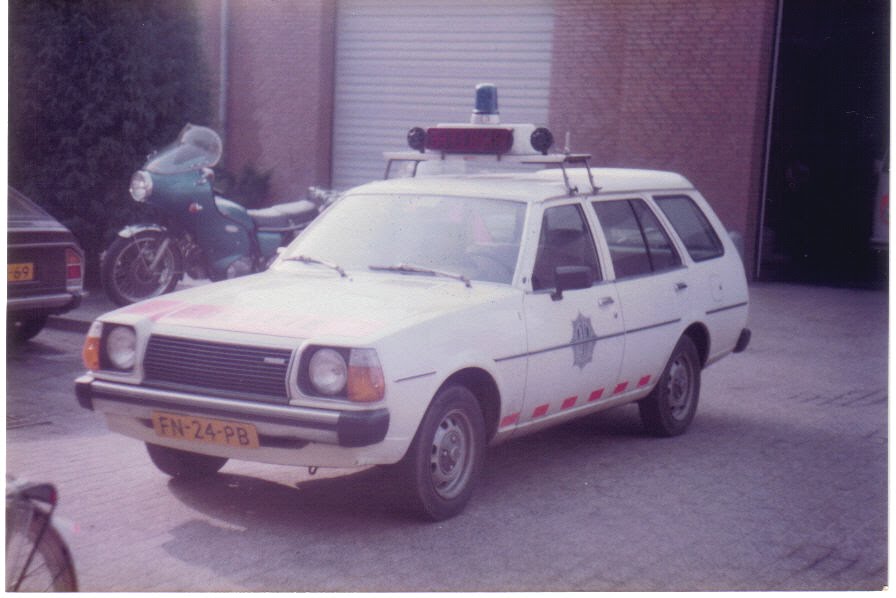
[[82, 321, 102, 371], [347, 349, 385, 403]]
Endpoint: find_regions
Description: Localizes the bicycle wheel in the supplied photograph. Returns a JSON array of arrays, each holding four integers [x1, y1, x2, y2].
[[6, 505, 77, 592]]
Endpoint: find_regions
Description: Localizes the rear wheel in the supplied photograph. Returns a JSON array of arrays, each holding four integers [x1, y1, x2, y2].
[[145, 443, 227, 479], [399, 385, 486, 521], [638, 336, 701, 437], [102, 231, 182, 306]]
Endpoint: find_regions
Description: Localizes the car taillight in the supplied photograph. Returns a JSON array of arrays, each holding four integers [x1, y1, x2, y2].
[[65, 248, 83, 290]]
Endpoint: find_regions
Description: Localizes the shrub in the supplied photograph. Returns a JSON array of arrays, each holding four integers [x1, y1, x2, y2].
[[9, 0, 212, 286]]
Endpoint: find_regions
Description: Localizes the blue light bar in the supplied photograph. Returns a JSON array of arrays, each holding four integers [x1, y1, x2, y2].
[[473, 83, 498, 116]]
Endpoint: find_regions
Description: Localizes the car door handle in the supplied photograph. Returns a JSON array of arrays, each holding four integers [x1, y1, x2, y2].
[[674, 282, 688, 292], [598, 296, 615, 307]]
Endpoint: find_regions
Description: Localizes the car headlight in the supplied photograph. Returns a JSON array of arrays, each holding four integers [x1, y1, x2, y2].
[[104, 325, 137, 371], [303, 346, 385, 402], [308, 348, 348, 396], [129, 170, 153, 202]]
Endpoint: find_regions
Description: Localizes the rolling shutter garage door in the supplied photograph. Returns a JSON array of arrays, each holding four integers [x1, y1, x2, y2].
[[332, 0, 554, 190]]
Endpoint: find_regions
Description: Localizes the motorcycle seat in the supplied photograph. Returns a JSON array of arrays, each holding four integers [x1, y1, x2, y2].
[[249, 200, 318, 231]]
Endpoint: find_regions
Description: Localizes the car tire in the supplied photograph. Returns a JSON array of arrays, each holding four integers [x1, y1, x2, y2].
[[399, 385, 486, 521], [8, 314, 48, 343], [145, 443, 227, 479], [638, 335, 701, 437]]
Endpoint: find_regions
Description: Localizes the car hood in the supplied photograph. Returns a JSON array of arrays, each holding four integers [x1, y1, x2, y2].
[[111, 270, 519, 342]]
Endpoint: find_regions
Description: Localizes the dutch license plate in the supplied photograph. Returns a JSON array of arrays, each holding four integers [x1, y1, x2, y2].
[[7, 263, 34, 282], [151, 412, 260, 449]]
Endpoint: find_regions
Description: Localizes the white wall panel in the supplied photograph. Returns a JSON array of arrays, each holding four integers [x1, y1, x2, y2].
[[333, 0, 554, 189]]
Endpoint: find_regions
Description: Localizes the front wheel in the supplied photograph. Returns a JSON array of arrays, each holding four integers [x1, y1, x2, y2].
[[638, 336, 701, 437], [102, 231, 183, 306], [5, 508, 78, 591], [145, 443, 227, 479], [398, 385, 486, 521]]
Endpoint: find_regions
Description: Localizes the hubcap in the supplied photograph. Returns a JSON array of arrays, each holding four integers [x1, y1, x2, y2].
[[429, 409, 473, 500], [666, 357, 692, 421]]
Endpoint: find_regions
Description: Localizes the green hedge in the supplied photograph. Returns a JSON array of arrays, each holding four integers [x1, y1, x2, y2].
[[9, 0, 212, 285]]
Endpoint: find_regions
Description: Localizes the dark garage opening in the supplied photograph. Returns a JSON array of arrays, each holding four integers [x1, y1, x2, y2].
[[760, 0, 889, 287]]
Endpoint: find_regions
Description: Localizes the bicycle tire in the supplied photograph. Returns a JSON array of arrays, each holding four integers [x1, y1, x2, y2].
[[6, 508, 77, 592]]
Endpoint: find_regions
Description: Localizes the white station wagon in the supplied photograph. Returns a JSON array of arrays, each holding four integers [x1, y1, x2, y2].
[[77, 88, 750, 520]]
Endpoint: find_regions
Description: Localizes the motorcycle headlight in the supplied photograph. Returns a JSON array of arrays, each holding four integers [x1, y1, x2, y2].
[[104, 325, 137, 371], [129, 170, 153, 202]]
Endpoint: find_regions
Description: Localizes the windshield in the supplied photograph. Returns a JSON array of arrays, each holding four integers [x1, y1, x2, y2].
[[144, 125, 223, 174], [278, 193, 527, 284]]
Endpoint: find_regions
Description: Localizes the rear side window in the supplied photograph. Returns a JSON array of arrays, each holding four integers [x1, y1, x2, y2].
[[592, 199, 681, 279], [654, 195, 724, 261]]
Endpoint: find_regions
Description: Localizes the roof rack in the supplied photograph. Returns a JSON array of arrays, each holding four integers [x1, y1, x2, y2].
[[383, 151, 599, 195]]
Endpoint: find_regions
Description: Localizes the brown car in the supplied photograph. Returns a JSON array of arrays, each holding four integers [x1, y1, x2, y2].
[[7, 187, 84, 342]]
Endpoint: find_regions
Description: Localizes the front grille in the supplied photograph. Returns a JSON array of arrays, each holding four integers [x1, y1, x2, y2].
[[143, 335, 293, 403]]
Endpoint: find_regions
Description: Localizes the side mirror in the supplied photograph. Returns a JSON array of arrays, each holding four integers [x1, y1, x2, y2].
[[551, 265, 593, 301]]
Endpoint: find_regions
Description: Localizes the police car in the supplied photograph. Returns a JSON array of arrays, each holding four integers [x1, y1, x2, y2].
[[76, 85, 750, 520]]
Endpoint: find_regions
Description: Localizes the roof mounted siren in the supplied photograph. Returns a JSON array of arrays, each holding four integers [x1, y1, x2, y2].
[[386, 84, 596, 193], [471, 83, 501, 125]]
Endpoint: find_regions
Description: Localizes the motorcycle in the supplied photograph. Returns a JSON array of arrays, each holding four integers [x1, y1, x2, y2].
[[102, 124, 324, 306]]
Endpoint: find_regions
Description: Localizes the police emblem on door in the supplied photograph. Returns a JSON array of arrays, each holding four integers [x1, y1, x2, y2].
[[571, 312, 597, 369]]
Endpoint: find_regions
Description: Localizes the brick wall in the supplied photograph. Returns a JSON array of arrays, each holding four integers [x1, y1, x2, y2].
[[196, 0, 336, 203], [203, 0, 775, 275], [550, 0, 777, 276]]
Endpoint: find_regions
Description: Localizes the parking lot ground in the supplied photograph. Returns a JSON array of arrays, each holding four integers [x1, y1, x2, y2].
[[7, 282, 889, 591]]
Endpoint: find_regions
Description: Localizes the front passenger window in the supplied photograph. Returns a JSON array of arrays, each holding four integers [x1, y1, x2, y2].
[[531, 204, 601, 291]]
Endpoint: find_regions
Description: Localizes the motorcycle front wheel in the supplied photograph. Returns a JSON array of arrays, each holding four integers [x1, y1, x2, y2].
[[102, 231, 183, 306]]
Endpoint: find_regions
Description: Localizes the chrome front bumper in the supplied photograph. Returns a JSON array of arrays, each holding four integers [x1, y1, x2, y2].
[[75, 374, 389, 448]]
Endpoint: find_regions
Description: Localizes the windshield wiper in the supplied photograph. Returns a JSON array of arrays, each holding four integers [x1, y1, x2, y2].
[[285, 255, 347, 277], [369, 263, 471, 288]]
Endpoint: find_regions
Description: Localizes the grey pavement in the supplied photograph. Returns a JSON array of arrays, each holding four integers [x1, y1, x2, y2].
[[11, 281, 889, 591]]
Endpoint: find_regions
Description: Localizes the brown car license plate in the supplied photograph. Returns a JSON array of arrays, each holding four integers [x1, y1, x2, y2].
[[7, 263, 34, 282], [151, 412, 260, 449]]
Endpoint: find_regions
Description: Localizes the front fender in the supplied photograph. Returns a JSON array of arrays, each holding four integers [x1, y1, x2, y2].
[[385, 347, 525, 453], [116, 223, 169, 239]]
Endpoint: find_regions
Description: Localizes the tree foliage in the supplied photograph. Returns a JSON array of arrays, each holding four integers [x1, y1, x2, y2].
[[9, 0, 211, 283]]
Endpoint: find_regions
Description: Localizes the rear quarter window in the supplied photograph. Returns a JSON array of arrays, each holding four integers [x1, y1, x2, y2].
[[654, 195, 724, 262]]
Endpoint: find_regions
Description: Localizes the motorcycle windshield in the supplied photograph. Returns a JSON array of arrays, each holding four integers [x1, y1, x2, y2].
[[143, 125, 223, 174]]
